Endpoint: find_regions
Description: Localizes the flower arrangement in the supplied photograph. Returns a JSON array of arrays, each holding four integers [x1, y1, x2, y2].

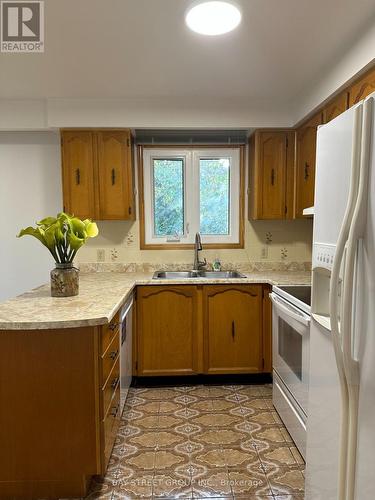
[[17, 212, 98, 264], [17, 212, 98, 297]]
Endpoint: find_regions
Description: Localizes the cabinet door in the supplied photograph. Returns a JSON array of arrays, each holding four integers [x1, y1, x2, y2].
[[61, 131, 96, 219], [137, 286, 199, 376], [258, 132, 287, 219], [295, 112, 323, 217], [97, 130, 135, 220], [323, 91, 348, 123], [349, 67, 375, 107], [203, 285, 263, 374]]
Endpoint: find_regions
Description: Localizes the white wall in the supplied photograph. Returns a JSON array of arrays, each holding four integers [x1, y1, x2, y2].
[[292, 20, 375, 124], [0, 132, 62, 301]]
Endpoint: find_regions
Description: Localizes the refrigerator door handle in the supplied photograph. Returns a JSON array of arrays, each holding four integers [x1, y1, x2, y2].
[[328, 103, 363, 500], [340, 96, 373, 500]]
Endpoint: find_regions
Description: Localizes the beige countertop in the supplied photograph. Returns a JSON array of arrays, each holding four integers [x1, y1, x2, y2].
[[0, 270, 311, 331]]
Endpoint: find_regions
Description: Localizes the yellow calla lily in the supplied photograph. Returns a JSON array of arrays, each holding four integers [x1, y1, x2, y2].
[[18, 212, 99, 264]]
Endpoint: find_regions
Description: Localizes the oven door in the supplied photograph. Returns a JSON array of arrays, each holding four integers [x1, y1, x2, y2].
[[270, 292, 310, 414]]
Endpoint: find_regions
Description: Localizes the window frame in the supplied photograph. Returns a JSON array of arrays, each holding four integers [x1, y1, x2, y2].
[[138, 144, 245, 249]]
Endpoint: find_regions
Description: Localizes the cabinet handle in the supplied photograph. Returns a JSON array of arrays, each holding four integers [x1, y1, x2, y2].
[[108, 322, 119, 331], [109, 350, 119, 360], [111, 377, 119, 389], [111, 168, 116, 185], [110, 404, 119, 417], [75, 168, 81, 185], [271, 168, 275, 186], [304, 163, 310, 180], [231, 320, 235, 340], [128, 206, 132, 215]]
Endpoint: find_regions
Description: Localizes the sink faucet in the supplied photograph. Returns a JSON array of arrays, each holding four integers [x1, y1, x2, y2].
[[193, 232, 207, 271]]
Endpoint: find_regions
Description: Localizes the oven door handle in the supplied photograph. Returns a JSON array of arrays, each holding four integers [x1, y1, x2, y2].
[[269, 293, 310, 326]]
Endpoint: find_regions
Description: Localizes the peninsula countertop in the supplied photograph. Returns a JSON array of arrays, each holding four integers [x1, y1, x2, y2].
[[0, 270, 311, 330]]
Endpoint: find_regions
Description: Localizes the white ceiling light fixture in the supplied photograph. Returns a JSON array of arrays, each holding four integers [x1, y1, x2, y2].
[[185, 1, 242, 36]]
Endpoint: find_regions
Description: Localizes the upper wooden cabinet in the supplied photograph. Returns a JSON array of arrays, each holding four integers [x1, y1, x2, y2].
[[349, 67, 375, 107], [323, 91, 348, 123], [61, 129, 135, 220], [295, 112, 323, 217], [249, 130, 295, 220], [136, 286, 199, 376], [203, 285, 263, 374], [61, 131, 96, 220]]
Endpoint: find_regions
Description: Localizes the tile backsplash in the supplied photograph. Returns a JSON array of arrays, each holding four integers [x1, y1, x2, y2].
[[76, 218, 313, 268]]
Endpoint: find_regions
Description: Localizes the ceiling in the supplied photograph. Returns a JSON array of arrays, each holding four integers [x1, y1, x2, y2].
[[1, 0, 375, 119]]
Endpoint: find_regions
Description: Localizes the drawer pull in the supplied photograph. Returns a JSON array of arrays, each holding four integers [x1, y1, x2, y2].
[[111, 377, 119, 389], [109, 350, 119, 360], [108, 322, 119, 332], [110, 404, 119, 417]]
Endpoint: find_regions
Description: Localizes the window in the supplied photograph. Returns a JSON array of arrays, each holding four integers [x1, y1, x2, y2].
[[141, 147, 242, 247]]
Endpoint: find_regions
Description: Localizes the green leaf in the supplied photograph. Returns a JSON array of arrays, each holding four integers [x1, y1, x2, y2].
[[68, 231, 85, 251], [44, 225, 57, 250], [17, 226, 47, 246], [37, 216, 57, 227]]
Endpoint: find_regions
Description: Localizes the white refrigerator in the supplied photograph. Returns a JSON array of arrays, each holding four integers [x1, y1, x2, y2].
[[305, 92, 375, 500]]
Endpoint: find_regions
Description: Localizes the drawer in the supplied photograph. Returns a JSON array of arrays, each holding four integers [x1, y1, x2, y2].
[[101, 312, 120, 354], [103, 384, 121, 470], [102, 358, 120, 416], [101, 332, 119, 386], [273, 371, 307, 459]]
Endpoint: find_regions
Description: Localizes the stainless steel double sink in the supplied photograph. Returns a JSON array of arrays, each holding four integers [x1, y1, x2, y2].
[[152, 270, 246, 279]]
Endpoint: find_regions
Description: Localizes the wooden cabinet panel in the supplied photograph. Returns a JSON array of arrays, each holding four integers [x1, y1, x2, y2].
[[0, 326, 101, 499], [102, 383, 121, 472], [349, 67, 375, 107], [136, 286, 199, 376], [203, 285, 263, 374], [260, 132, 287, 219], [61, 131, 96, 219], [61, 129, 135, 221], [101, 332, 119, 387], [97, 130, 135, 220], [249, 131, 293, 220], [323, 91, 348, 123], [295, 112, 323, 217], [102, 357, 120, 416]]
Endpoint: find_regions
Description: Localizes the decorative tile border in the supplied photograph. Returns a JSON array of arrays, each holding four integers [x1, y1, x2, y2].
[[78, 261, 312, 273]]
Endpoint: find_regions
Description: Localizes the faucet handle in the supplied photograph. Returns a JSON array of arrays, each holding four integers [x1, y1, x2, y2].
[[198, 258, 207, 270]]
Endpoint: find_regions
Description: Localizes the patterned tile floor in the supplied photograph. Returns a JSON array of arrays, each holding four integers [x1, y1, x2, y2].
[[85, 384, 305, 500]]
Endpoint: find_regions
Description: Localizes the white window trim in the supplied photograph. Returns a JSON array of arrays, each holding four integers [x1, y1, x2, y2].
[[142, 147, 240, 246]]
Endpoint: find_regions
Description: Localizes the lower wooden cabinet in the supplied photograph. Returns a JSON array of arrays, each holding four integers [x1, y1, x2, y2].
[[136, 286, 199, 376], [203, 285, 263, 374], [135, 284, 271, 376], [0, 313, 122, 499]]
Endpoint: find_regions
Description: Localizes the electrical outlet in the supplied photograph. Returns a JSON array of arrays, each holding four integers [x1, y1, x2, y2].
[[261, 246, 268, 259], [97, 249, 105, 262]]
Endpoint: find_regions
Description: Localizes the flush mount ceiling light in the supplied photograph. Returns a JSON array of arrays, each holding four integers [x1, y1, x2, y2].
[[185, 1, 242, 36]]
